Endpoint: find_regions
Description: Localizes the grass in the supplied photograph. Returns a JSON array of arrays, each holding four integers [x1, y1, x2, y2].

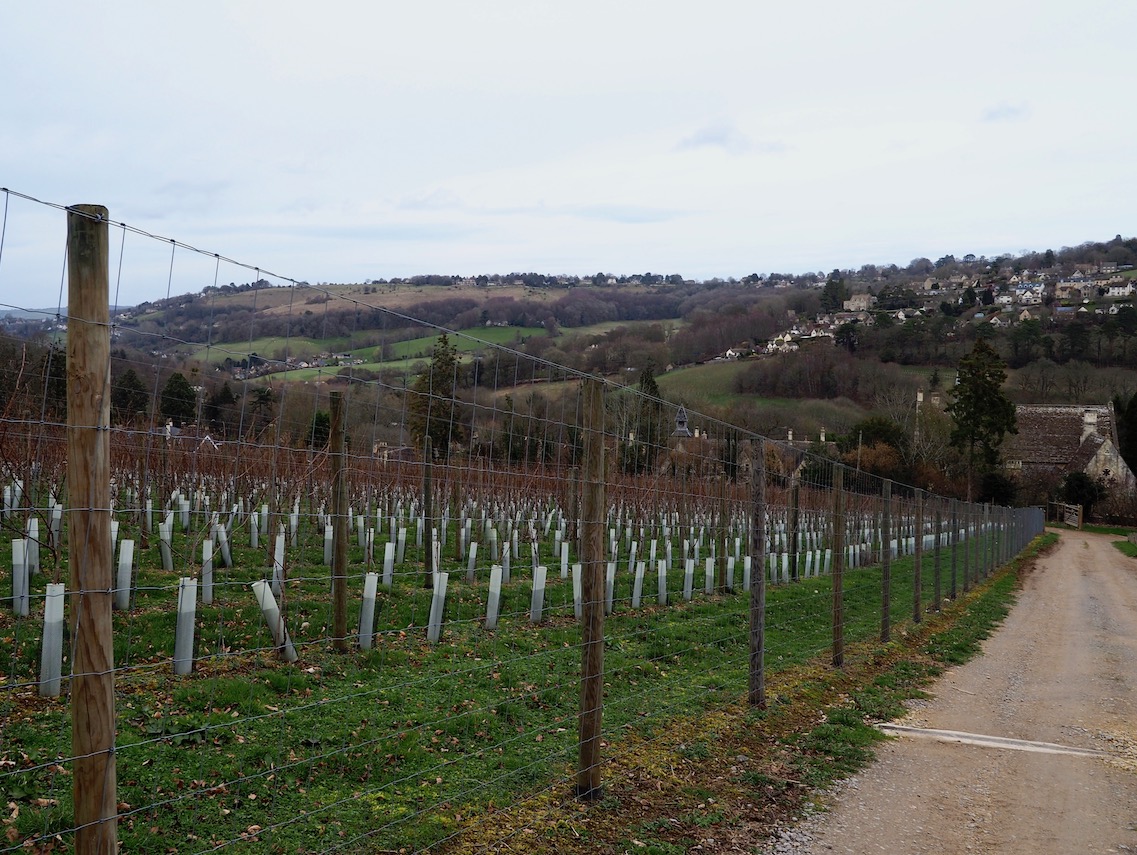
[[187, 335, 353, 364], [656, 363, 868, 431], [498, 531, 1049, 855], [656, 362, 747, 406], [1111, 540, 1137, 558], [0, 508, 1045, 853], [788, 706, 889, 788], [1084, 523, 1136, 536], [230, 326, 547, 382]]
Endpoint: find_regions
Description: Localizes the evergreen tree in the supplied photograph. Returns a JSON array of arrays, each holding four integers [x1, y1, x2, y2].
[[159, 372, 197, 426], [406, 334, 466, 460], [112, 367, 150, 423], [946, 340, 1017, 500], [1119, 393, 1137, 476], [618, 363, 666, 475], [819, 272, 849, 313], [203, 382, 238, 437], [310, 411, 331, 448], [1060, 472, 1105, 519]]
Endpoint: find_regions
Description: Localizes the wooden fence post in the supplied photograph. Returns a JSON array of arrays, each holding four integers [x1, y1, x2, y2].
[[67, 204, 117, 852], [949, 499, 958, 600], [748, 439, 767, 707], [880, 479, 891, 643], [913, 489, 923, 624], [962, 501, 972, 594], [331, 391, 348, 651], [789, 477, 801, 583], [422, 434, 434, 587], [933, 497, 942, 611], [717, 474, 727, 591], [576, 378, 606, 799], [831, 464, 845, 668]]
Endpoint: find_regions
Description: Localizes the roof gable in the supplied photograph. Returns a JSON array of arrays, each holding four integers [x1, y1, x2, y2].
[[1003, 404, 1116, 469]]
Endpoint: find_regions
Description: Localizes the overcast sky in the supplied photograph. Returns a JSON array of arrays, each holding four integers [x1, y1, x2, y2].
[[2, 1, 1134, 307]]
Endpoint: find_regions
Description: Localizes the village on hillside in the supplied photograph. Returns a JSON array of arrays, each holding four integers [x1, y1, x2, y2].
[[725, 261, 1134, 359]]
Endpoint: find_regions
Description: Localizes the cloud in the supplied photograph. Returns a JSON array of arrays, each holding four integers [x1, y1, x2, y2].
[[569, 204, 682, 224], [287, 222, 476, 242], [133, 180, 231, 219], [981, 103, 1030, 123], [676, 121, 785, 156], [398, 188, 466, 211]]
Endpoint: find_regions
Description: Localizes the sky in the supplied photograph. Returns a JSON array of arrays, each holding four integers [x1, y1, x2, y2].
[[1, 1, 1135, 308]]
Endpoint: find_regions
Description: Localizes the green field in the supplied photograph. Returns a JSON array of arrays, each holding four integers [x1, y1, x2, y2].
[[188, 336, 354, 363], [193, 327, 546, 367], [657, 362, 748, 406], [657, 363, 865, 434], [1, 501, 1022, 853]]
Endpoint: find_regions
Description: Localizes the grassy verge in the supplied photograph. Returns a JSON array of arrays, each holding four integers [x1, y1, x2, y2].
[[1111, 540, 1137, 558], [1084, 524, 1136, 537], [453, 531, 1058, 854], [0, 528, 1051, 853]]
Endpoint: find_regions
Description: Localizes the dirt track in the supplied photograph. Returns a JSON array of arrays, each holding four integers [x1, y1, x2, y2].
[[767, 528, 1137, 854]]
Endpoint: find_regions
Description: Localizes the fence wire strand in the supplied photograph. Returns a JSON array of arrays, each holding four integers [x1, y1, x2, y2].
[[0, 191, 1045, 853]]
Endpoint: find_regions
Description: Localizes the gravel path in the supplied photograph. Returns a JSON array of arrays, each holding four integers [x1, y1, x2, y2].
[[758, 528, 1137, 855]]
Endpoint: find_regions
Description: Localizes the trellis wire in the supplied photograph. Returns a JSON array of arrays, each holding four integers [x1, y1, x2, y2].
[[0, 190, 1045, 854]]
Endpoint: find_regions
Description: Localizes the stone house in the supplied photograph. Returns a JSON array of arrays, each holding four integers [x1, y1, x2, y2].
[[1001, 404, 1135, 494]]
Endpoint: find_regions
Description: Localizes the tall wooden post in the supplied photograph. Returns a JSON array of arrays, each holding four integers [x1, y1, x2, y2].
[[748, 440, 767, 708], [570, 466, 580, 559], [67, 204, 117, 852], [716, 474, 727, 591], [880, 479, 892, 643], [987, 503, 996, 574], [913, 489, 924, 624], [831, 465, 846, 668], [330, 391, 349, 651], [788, 478, 801, 583], [422, 435, 434, 587], [949, 499, 958, 600], [962, 501, 972, 594], [932, 497, 942, 611], [576, 379, 606, 799]]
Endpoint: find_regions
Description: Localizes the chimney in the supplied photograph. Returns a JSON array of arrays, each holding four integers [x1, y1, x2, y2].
[[1082, 410, 1098, 442]]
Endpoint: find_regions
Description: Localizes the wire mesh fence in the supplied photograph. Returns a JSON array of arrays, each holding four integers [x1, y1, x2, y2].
[[0, 192, 1045, 853]]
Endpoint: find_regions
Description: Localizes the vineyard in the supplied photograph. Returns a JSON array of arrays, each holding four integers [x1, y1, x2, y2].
[[0, 197, 1044, 853]]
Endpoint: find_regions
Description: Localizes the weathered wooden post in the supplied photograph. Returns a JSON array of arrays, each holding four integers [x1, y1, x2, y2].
[[788, 476, 801, 583], [749, 439, 767, 708], [880, 479, 892, 643], [576, 378, 606, 799], [67, 204, 117, 852], [331, 391, 348, 651], [913, 489, 923, 624], [950, 499, 958, 600], [716, 474, 728, 591], [422, 434, 434, 587], [831, 464, 846, 668], [962, 501, 972, 594], [933, 497, 943, 611]]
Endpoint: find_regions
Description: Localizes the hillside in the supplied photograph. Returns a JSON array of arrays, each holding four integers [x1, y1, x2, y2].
[[6, 232, 1137, 452]]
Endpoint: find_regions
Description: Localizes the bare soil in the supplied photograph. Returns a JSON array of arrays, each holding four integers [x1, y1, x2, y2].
[[777, 529, 1137, 854]]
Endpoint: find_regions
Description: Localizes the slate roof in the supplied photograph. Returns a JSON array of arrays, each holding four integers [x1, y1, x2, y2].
[[1002, 404, 1116, 471]]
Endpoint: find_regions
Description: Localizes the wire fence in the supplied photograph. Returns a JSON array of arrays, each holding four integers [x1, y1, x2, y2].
[[0, 191, 1045, 853]]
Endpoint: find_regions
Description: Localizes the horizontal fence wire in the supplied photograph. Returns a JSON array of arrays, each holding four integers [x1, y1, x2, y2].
[[0, 190, 1046, 853]]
